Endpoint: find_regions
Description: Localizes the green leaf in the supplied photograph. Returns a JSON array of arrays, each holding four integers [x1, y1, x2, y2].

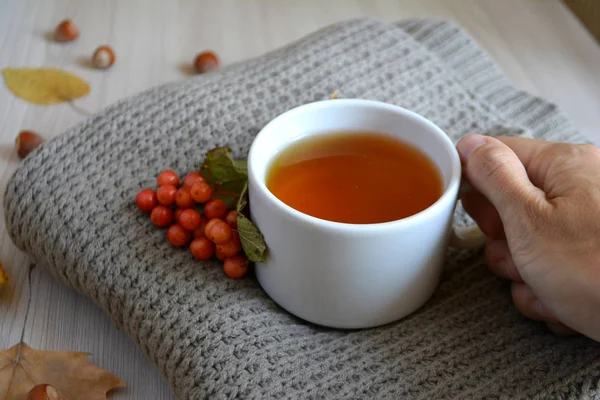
[[211, 180, 246, 210], [200, 147, 247, 183], [200, 147, 247, 209], [236, 182, 248, 212], [233, 159, 248, 171], [237, 213, 267, 262]]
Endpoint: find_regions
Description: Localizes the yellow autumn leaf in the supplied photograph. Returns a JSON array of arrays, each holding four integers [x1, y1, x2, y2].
[[0, 261, 7, 286], [2, 67, 90, 105]]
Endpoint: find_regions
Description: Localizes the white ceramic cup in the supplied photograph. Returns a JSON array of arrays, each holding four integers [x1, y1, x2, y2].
[[248, 99, 483, 329]]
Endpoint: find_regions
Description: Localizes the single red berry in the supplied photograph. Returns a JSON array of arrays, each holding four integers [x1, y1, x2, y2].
[[204, 218, 221, 238], [223, 255, 249, 279], [216, 234, 242, 259], [224, 210, 237, 228], [179, 209, 201, 231], [136, 189, 158, 213], [189, 237, 215, 260], [157, 170, 179, 187], [204, 198, 227, 219], [167, 224, 191, 247], [183, 172, 205, 189], [176, 187, 195, 209], [190, 181, 212, 203], [206, 219, 232, 245], [151, 205, 174, 228], [157, 184, 178, 206]]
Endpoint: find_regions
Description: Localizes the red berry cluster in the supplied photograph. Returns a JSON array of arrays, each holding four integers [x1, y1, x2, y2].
[[136, 170, 248, 279]]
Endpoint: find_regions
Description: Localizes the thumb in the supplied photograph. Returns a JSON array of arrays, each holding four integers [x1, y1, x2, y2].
[[456, 134, 543, 218]]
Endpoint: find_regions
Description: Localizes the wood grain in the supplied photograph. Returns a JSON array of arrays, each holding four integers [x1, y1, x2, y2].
[[1, 1, 599, 398]]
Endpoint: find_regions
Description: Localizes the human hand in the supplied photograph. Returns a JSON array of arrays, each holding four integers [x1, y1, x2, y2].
[[456, 134, 600, 341]]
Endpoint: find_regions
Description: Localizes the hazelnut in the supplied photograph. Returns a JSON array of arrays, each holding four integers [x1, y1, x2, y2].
[[55, 19, 79, 42], [26, 384, 65, 400], [194, 51, 220, 74], [16, 130, 45, 159], [92, 45, 115, 69]]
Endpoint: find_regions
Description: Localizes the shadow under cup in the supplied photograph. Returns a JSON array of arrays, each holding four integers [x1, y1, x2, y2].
[[248, 99, 461, 329]]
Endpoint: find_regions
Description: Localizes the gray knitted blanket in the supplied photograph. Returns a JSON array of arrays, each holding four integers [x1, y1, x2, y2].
[[5, 18, 600, 399]]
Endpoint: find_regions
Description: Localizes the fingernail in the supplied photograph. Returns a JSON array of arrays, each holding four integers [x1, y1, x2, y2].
[[457, 134, 487, 163]]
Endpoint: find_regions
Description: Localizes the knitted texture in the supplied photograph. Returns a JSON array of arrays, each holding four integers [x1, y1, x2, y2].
[[4, 19, 600, 399]]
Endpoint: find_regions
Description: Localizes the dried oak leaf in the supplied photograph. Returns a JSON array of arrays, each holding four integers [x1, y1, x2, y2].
[[0, 342, 125, 400], [2, 68, 90, 105]]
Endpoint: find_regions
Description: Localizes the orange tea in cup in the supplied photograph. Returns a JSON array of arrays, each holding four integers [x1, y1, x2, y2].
[[266, 132, 443, 224]]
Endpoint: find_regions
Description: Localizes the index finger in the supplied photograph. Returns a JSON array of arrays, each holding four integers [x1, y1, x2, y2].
[[495, 136, 549, 167]]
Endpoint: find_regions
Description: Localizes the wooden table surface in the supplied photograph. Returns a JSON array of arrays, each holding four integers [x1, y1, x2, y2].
[[1, 0, 599, 398]]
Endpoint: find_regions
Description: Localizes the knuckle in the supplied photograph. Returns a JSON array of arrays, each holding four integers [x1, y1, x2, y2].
[[470, 145, 528, 203], [472, 146, 513, 182], [542, 143, 570, 159], [580, 143, 600, 158], [547, 143, 598, 164]]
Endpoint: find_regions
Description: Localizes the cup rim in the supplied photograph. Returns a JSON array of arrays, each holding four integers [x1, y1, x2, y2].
[[248, 99, 461, 232]]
